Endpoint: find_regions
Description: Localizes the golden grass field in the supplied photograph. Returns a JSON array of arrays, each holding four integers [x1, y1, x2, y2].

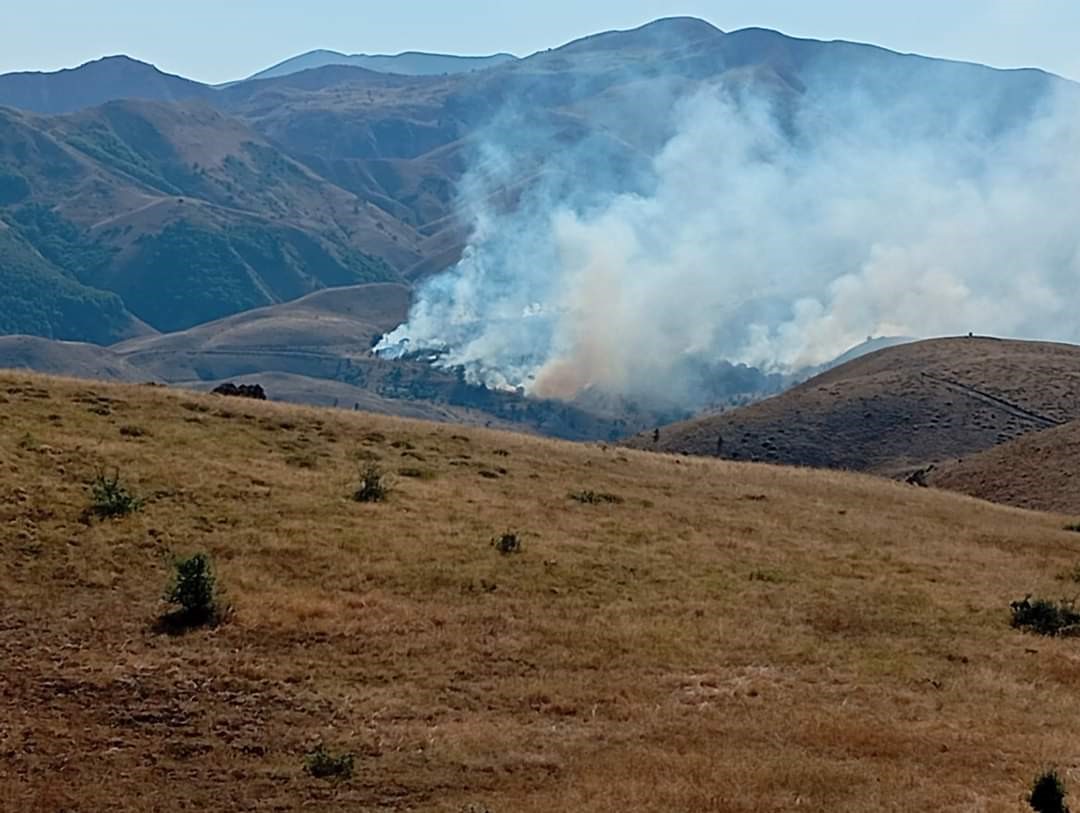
[[4, 371, 1080, 811]]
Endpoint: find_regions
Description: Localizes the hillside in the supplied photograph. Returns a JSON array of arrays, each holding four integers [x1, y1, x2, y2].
[[4, 369, 1080, 811], [930, 421, 1080, 513], [0, 335, 149, 381], [0, 100, 420, 335], [628, 337, 1080, 475], [0, 223, 148, 343]]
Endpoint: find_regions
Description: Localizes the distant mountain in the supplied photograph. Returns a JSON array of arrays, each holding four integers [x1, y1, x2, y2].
[[0, 55, 214, 115], [244, 49, 518, 82]]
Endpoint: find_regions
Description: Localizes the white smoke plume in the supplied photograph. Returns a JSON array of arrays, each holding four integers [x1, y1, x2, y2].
[[378, 59, 1080, 409]]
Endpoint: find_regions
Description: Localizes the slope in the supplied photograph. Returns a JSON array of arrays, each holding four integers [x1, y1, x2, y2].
[[0, 335, 149, 381], [930, 421, 1080, 513], [628, 337, 1080, 475], [112, 282, 413, 381], [3, 370, 1080, 811]]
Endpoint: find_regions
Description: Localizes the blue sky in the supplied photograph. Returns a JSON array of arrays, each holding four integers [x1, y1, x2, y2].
[[4, 0, 1078, 83]]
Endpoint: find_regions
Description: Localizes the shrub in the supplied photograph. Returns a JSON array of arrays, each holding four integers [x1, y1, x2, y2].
[[304, 744, 354, 780], [353, 463, 389, 502], [1065, 524, 1080, 533], [494, 532, 522, 555], [1030, 770, 1069, 813], [1011, 597, 1080, 637], [89, 469, 143, 518], [569, 490, 624, 505], [165, 553, 219, 626]]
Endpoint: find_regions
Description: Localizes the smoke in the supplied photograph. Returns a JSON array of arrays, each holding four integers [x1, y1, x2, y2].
[[377, 55, 1080, 409]]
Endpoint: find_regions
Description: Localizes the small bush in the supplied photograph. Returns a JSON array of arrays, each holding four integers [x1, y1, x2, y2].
[[494, 532, 522, 555], [164, 553, 219, 627], [1030, 770, 1069, 813], [569, 490, 624, 505], [353, 463, 389, 503], [749, 569, 785, 584], [1065, 524, 1080, 533], [1011, 597, 1080, 637], [89, 469, 143, 519], [304, 744, 354, 780]]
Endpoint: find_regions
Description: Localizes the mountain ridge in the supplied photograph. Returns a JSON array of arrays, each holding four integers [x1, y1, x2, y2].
[[244, 49, 519, 82]]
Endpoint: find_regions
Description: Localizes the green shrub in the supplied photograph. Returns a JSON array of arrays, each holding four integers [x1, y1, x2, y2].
[[89, 469, 143, 518], [1030, 769, 1069, 813], [1065, 524, 1080, 533], [353, 463, 389, 503], [304, 744, 354, 780], [165, 553, 219, 626], [1011, 597, 1080, 637], [494, 532, 522, 555]]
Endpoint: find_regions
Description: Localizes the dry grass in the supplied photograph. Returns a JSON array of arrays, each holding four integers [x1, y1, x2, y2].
[[630, 336, 1080, 477], [932, 419, 1080, 515], [3, 371, 1080, 811]]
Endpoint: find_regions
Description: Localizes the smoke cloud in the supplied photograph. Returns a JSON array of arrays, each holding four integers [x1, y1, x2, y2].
[[378, 55, 1080, 410]]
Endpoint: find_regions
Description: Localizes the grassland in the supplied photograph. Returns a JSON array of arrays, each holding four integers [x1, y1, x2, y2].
[[4, 371, 1080, 811]]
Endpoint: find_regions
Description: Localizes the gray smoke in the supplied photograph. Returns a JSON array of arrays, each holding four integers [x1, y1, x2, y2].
[[377, 57, 1080, 409]]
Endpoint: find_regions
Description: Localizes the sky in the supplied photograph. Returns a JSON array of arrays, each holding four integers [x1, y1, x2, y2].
[[3, 0, 1078, 84]]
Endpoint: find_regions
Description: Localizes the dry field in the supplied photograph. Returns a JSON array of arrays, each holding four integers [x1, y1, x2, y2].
[[3, 371, 1080, 811]]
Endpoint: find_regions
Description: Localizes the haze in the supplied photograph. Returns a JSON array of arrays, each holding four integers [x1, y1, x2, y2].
[[3, 0, 1079, 83]]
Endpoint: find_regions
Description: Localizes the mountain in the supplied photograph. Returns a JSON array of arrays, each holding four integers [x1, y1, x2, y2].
[[627, 337, 1080, 476], [0, 55, 214, 114], [0, 99, 423, 336], [4, 368, 1079, 810], [244, 49, 518, 81]]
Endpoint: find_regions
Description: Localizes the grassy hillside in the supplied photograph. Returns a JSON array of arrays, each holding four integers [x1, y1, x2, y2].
[[631, 337, 1080, 476], [931, 421, 1080, 513], [4, 370, 1080, 811]]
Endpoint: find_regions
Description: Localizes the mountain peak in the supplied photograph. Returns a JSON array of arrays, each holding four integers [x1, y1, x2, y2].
[[553, 16, 722, 54], [0, 54, 211, 114]]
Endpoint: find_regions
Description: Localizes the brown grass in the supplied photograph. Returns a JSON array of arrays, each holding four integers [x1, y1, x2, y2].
[[933, 419, 1080, 514], [3, 371, 1080, 811], [630, 336, 1080, 477]]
